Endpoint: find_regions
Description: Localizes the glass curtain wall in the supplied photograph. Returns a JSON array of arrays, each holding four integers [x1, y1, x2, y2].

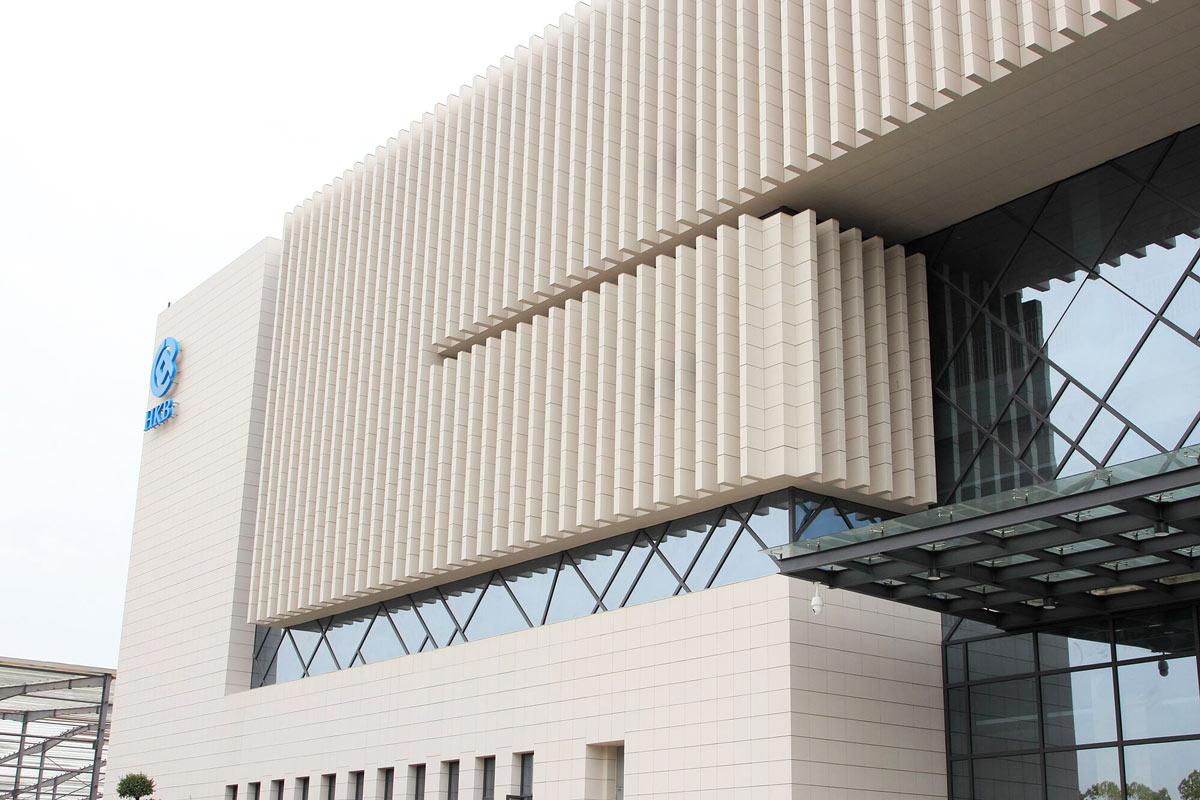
[[252, 487, 883, 687], [912, 126, 1200, 505], [945, 605, 1200, 800]]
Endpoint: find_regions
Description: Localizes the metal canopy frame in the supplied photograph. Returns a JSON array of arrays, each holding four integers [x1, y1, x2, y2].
[[0, 658, 114, 800], [770, 449, 1200, 630]]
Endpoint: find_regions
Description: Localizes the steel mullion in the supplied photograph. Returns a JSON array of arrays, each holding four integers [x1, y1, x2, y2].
[[929, 189, 1059, 389]]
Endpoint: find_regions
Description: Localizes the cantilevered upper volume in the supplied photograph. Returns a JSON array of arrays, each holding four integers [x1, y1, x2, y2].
[[248, 0, 1169, 624]]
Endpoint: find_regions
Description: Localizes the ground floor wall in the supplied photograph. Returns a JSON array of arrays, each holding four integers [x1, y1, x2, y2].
[[106, 575, 944, 800]]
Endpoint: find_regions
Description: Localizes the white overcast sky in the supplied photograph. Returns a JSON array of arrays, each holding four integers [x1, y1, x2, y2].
[[0, 0, 580, 669]]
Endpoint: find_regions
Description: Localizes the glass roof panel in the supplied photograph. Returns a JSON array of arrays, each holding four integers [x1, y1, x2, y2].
[[766, 446, 1200, 560]]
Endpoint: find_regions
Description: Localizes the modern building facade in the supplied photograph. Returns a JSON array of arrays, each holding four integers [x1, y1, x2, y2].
[[109, 0, 1200, 798]]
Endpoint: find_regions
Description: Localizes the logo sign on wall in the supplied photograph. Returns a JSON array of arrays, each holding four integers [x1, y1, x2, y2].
[[145, 337, 180, 431]]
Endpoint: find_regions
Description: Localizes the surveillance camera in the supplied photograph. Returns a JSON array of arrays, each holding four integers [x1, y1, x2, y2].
[[811, 593, 824, 615]]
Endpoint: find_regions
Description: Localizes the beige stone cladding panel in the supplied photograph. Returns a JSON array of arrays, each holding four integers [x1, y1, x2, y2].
[[250, 211, 934, 623], [107, 240, 280, 771], [109, 576, 945, 800], [255, 0, 1157, 352]]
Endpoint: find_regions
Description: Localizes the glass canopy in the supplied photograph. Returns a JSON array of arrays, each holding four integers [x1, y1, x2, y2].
[[768, 447, 1200, 629]]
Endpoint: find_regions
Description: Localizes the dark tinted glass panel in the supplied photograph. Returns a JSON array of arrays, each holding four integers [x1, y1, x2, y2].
[[1114, 608, 1196, 660], [1033, 165, 1141, 268], [445, 762, 459, 800], [519, 753, 533, 795], [921, 125, 1200, 503], [252, 628, 284, 687], [950, 759, 970, 800], [1118, 657, 1200, 740], [970, 678, 1039, 753], [480, 757, 495, 800], [411, 765, 425, 800], [972, 753, 1042, 800], [968, 634, 1035, 680], [1038, 621, 1112, 669], [948, 618, 1005, 642], [948, 686, 970, 756], [1045, 747, 1120, 800], [1041, 668, 1117, 747], [1122, 740, 1200, 800], [946, 643, 965, 684]]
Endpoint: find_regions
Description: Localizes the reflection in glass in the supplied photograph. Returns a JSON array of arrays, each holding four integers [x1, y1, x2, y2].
[[289, 620, 323, 666], [253, 487, 888, 686], [388, 599, 430, 654], [972, 753, 1042, 800], [947, 643, 965, 684], [1045, 747, 1120, 800], [970, 678, 1039, 754], [622, 546, 678, 607], [545, 559, 599, 624], [948, 687, 970, 756], [414, 594, 457, 648], [605, 533, 654, 604], [685, 514, 739, 591], [464, 577, 529, 640], [358, 610, 405, 663], [1038, 621, 1112, 669], [1123, 739, 1200, 800], [272, 632, 305, 682], [950, 759, 970, 800], [708, 527, 775, 588], [306, 639, 338, 676], [1042, 668, 1117, 747], [324, 609, 373, 667], [920, 124, 1200, 504], [1118, 657, 1200, 740], [504, 555, 559, 624], [968, 634, 1034, 681], [1115, 609, 1197, 660], [655, 519, 708, 582], [442, 581, 485, 638], [252, 628, 283, 687], [1109, 323, 1200, 450], [796, 502, 853, 540], [747, 491, 792, 547]]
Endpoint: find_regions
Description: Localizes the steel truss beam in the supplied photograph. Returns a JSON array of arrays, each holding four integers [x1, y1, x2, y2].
[[775, 462, 1200, 628], [0, 759, 105, 800]]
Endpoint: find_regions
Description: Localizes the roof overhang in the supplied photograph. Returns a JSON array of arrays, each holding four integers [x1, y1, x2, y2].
[[768, 448, 1200, 631]]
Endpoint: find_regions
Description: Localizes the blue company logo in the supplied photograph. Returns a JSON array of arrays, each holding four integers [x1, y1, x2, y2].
[[145, 398, 174, 431], [145, 337, 180, 431], [150, 337, 179, 397]]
